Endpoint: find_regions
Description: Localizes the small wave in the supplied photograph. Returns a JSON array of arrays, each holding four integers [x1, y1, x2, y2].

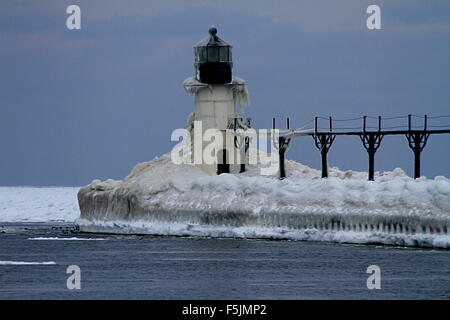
[[0, 261, 56, 265], [76, 218, 450, 249], [28, 237, 105, 241]]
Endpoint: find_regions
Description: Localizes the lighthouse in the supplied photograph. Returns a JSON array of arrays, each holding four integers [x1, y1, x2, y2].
[[183, 26, 250, 175]]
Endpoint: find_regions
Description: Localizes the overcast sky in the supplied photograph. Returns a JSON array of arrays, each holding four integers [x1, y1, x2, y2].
[[0, 0, 449, 186]]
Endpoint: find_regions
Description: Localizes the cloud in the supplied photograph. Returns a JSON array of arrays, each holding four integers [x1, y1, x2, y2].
[[2, 1, 449, 39]]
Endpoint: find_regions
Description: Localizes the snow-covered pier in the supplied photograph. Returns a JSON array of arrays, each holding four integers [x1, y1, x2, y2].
[[76, 150, 450, 248]]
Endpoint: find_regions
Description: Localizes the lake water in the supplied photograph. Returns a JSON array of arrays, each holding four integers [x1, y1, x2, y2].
[[0, 222, 448, 299]]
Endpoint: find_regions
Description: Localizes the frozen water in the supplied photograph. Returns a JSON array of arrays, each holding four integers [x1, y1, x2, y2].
[[0, 187, 79, 222]]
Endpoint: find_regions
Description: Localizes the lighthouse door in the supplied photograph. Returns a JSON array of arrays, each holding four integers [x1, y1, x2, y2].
[[217, 149, 230, 175]]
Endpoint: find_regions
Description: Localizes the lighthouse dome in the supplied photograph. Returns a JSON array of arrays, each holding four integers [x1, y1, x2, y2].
[[193, 26, 233, 84]]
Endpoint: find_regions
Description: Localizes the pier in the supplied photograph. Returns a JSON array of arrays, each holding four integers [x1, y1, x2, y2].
[[270, 114, 450, 180]]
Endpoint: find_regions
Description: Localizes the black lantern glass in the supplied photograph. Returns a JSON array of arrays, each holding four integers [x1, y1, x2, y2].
[[193, 27, 233, 84]]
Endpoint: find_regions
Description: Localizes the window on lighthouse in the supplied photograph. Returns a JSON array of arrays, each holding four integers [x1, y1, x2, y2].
[[198, 47, 207, 62], [207, 47, 219, 62], [219, 47, 228, 62]]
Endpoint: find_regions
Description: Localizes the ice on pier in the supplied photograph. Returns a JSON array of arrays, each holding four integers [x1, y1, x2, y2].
[[76, 147, 450, 248]]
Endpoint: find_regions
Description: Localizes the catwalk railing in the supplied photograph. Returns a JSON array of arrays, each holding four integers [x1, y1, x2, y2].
[[269, 114, 450, 180]]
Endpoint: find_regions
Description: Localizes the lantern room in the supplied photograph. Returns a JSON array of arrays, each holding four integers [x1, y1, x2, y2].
[[194, 26, 233, 84]]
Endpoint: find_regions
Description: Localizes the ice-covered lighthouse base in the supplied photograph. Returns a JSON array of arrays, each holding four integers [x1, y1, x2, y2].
[[76, 147, 450, 248]]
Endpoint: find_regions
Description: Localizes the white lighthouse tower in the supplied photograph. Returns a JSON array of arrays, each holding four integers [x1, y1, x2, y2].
[[183, 26, 250, 175]]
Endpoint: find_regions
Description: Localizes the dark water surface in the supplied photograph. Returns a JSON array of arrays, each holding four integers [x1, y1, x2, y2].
[[0, 222, 448, 299]]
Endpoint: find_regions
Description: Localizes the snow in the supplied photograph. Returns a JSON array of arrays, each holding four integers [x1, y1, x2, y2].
[[183, 76, 250, 113], [80, 149, 450, 219], [76, 147, 450, 248], [0, 187, 79, 222], [0, 150, 449, 248]]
